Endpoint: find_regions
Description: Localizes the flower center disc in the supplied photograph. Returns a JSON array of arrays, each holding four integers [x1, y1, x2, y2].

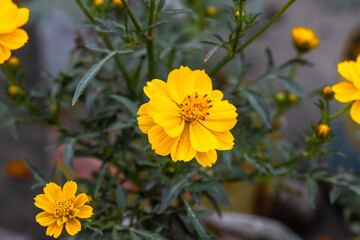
[[54, 198, 73, 217], [180, 92, 211, 122]]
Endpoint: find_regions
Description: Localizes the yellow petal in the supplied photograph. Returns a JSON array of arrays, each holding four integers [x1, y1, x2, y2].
[[73, 193, 88, 208], [57, 216, 68, 226], [200, 100, 238, 132], [144, 79, 171, 99], [77, 205, 94, 218], [148, 125, 179, 156], [338, 60, 360, 89], [63, 181, 77, 198], [350, 101, 360, 124], [332, 82, 360, 103], [0, 45, 11, 64], [36, 212, 56, 227], [189, 121, 219, 152], [16, 8, 29, 28], [0, 29, 28, 50], [46, 222, 64, 238], [211, 131, 235, 151], [43, 182, 62, 203], [195, 150, 217, 167], [167, 66, 196, 103], [34, 194, 55, 213], [0, 0, 19, 34], [153, 111, 184, 137], [137, 103, 156, 134], [69, 208, 80, 218], [65, 218, 81, 236], [171, 124, 197, 162], [147, 94, 179, 119], [193, 70, 212, 94], [210, 90, 223, 102]]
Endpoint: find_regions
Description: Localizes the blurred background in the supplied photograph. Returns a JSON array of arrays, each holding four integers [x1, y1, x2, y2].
[[1, 0, 360, 239]]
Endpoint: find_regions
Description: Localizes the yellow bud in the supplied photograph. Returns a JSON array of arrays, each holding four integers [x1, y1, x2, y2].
[[288, 93, 298, 103], [276, 92, 286, 102], [112, 0, 126, 8], [316, 124, 331, 139], [322, 86, 334, 100], [7, 56, 20, 68], [87, 196, 93, 204], [206, 6, 217, 16], [292, 26, 319, 52], [93, 0, 104, 7], [235, 11, 245, 18], [8, 85, 20, 97]]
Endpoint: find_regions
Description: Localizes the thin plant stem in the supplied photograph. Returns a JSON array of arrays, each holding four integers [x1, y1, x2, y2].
[[209, 0, 298, 77], [146, 0, 156, 79], [329, 102, 353, 121]]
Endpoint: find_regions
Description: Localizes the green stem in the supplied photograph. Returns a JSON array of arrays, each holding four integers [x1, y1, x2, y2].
[[232, 0, 246, 53], [209, 0, 297, 77], [146, 0, 156, 79], [121, 0, 142, 33], [329, 102, 353, 121]]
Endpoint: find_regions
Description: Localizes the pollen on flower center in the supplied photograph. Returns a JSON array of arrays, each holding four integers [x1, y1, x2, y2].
[[54, 198, 73, 217], [179, 92, 212, 122]]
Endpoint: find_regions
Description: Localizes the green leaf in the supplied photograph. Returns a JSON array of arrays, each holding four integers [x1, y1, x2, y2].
[[329, 186, 341, 205], [132, 229, 167, 240], [93, 163, 109, 199], [181, 195, 216, 240], [265, 48, 275, 70], [246, 92, 272, 128], [159, 176, 188, 213], [24, 159, 47, 185], [306, 178, 318, 208], [111, 95, 138, 116], [204, 45, 220, 63], [72, 52, 116, 106], [62, 138, 76, 172], [116, 186, 127, 215], [129, 231, 141, 240], [85, 44, 112, 54], [194, 209, 213, 217], [275, 77, 303, 97], [106, 122, 135, 132]]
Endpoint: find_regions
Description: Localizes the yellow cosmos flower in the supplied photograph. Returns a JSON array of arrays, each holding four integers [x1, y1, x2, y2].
[[291, 26, 319, 52], [34, 181, 93, 238], [332, 56, 360, 124], [137, 66, 238, 167], [0, 0, 29, 64]]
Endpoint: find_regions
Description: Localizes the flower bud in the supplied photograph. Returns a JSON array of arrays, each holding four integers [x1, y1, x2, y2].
[[322, 86, 334, 100], [276, 92, 286, 102], [112, 0, 126, 8], [206, 6, 217, 16], [6, 159, 32, 179], [288, 93, 298, 103], [316, 124, 331, 139], [7, 85, 20, 97], [7, 56, 20, 68], [291, 26, 319, 52], [93, 0, 104, 7]]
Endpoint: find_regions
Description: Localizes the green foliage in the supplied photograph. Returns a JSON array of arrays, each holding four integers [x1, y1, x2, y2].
[[2, 0, 360, 239]]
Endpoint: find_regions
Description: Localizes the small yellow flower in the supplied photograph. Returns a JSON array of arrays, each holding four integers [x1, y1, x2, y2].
[[291, 26, 319, 52], [7, 56, 20, 67], [0, 0, 29, 64], [276, 92, 286, 102], [8, 85, 20, 96], [34, 181, 93, 238], [288, 93, 298, 103], [93, 0, 104, 7], [332, 56, 360, 124], [137, 66, 238, 167], [206, 6, 217, 16], [112, 0, 126, 8], [322, 86, 334, 100], [316, 124, 331, 138]]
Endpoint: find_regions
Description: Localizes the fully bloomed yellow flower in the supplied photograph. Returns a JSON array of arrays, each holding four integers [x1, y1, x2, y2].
[[0, 0, 29, 64], [291, 26, 319, 52], [34, 181, 93, 238], [137, 66, 238, 167], [332, 56, 360, 124]]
